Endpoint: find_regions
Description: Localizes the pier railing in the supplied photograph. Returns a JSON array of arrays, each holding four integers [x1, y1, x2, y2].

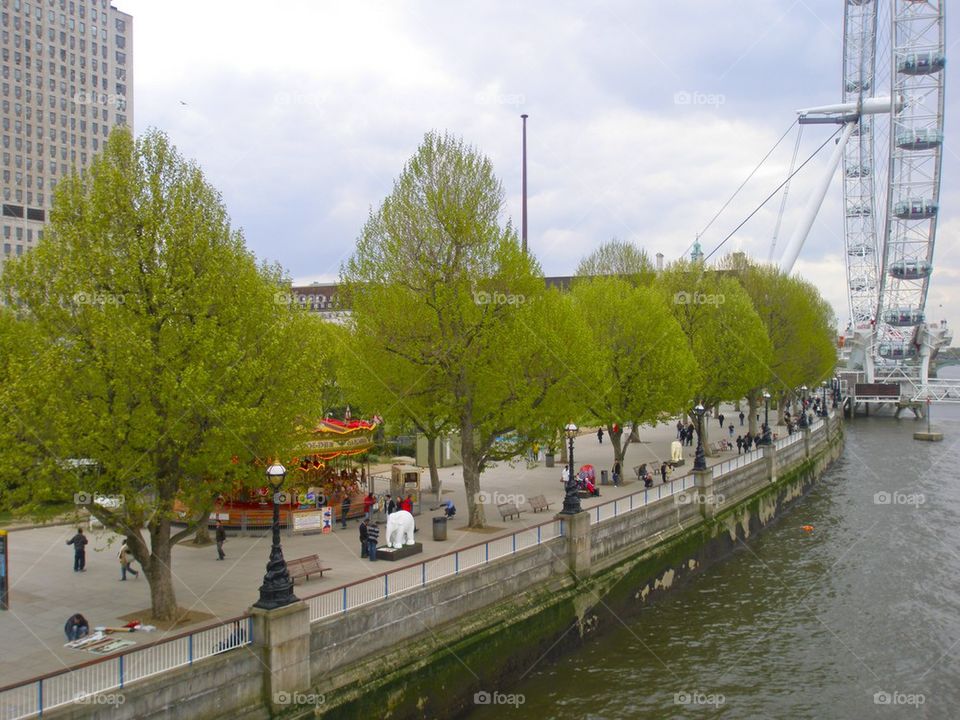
[[301, 518, 564, 623], [0, 615, 253, 720]]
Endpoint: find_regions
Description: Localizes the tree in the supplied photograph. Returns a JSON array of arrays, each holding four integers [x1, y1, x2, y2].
[[575, 239, 656, 287], [342, 131, 581, 528], [0, 129, 326, 620], [658, 261, 773, 450], [570, 276, 697, 467], [721, 257, 838, 425]]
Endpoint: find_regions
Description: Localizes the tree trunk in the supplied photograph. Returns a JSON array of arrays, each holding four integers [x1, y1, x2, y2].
[[146, 519, 179, 621], [459, 414, 486, 528], [560, 432, 568, 464], [608, 423, 626, 467], [777, 393, 787, 426], [193, 526, 211, 545], [748, 392, 759, 436], [426, 434, 441, 497]]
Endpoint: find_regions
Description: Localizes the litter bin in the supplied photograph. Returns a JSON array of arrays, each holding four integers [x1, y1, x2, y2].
[[600, 469, 610, 485], [433, 516, 447, 541]]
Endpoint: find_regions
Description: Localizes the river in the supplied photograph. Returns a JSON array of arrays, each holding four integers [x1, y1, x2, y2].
[[466, 395, 960, 719]]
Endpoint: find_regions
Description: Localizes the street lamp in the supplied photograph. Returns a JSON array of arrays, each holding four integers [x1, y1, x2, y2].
[[560, 423, 583, 515], [821, 381, 828, 416], [253, 462, 298, 610], [799, 385, 809, 428], [762, 390, 772, 445], [693, 404, 706, 471]]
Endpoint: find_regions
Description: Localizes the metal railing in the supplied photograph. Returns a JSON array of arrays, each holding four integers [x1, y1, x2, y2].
[[302, 518, 564, 623], [774, 432, 804, 450], [590, 473, 696, 523], [712, 448, 764, 479], [0, 616, 253, 720]]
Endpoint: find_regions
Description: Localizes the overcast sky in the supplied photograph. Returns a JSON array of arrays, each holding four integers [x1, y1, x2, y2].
[[118, 0, 958, 331]]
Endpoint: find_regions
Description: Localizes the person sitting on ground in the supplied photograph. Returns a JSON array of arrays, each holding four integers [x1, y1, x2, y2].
[[441, 499, 456, 518], [644, 472, 654, 488], [64, 613, 89, 642]]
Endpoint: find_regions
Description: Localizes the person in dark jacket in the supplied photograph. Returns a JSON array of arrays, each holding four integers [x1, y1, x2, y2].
[[660, 462, 669, 484], [215, 520, 226, 560], [64, 613, 89, 641], [597, 427, 604, 444], [366, 521, 380, 561], [340, 495, 351, 529], [66, 528, 88, 572], [359, 518, 369, 558], [386, 495, 397, 515]]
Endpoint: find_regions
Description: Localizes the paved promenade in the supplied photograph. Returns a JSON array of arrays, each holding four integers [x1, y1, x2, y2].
[[0, 407, 763, 686]]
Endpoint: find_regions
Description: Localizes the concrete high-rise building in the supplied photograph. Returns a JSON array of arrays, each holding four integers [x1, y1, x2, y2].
[[0, 0, 132, 269]]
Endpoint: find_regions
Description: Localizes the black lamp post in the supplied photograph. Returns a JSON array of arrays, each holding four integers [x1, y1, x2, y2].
[[799, 385, 809, 428], [761, 391, 772, 445], [560, 423, 583, 515], [693, 404, 707, 471], [821, 381, 828, 416], [253, 463, 299, 610]]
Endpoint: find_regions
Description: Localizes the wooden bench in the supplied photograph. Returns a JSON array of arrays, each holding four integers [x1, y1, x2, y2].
[[498, 502, 523, 521], [528, 495, 552, 513], [286, 554, 330, 583]]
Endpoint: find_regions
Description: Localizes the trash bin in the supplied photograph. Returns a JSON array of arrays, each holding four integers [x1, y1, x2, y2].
[[433, 516, 447, 541], [600, 469, 610, 485]]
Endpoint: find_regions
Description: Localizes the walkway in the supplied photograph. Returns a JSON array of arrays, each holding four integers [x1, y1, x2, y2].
[[0, 406, 763, 686]]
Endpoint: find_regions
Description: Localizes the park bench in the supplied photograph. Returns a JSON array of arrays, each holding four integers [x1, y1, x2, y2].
[[528, 495, 552, 513], [286, 554, 330, 583], [498, 502, 524, 521]]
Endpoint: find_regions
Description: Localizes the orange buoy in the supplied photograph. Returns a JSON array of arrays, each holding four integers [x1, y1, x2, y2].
[[801, 525, 814, 533]]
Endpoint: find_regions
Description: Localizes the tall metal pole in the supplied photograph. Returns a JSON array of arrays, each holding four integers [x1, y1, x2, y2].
[[521, 114, 528, 254]]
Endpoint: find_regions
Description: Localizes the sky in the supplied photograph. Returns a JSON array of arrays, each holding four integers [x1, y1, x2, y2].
[[117, 0, 959, 331]]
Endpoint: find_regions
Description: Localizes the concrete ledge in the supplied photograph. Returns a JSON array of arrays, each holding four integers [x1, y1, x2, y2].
[[913, 431, 944, 442]]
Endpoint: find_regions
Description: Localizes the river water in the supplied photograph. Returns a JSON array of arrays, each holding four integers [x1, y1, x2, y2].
[[466, 399, 960, 719]]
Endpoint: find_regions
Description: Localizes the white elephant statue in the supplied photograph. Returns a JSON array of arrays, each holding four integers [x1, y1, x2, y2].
[[671, 441, 683, 463], [386, 510, 416, 549]]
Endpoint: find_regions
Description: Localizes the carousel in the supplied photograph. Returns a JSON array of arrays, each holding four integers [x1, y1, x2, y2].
[[175, 417, 380, 531]]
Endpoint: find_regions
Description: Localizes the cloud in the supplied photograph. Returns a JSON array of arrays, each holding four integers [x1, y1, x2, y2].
[[118, 0, 960, 331]]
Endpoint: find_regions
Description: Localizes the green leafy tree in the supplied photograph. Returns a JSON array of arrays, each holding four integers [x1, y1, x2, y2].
[[342, 131, 582, 527], [0, 129, 326, 620], [570, 276, 697, 467], [576, 239, 656, 287], [658, 261, 773, 450]]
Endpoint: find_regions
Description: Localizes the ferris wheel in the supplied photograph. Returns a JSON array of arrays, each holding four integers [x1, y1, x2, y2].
[[779, 0, 947, 388]]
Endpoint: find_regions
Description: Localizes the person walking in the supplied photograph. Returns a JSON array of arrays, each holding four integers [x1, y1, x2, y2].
[[359, 518, 369, 558], [739, 411, 745, 426], [660, 462, 669, 484], [386, 495, 397, 515], [363, 493, 375, 520], [215, 520, 226, 560], [366, 520, 380, 561], [736, 435, 743, 454], [118, 540, 139, 580], [340, 494, 351, 529], [612, 460, 621, 487], [718, 413, 725, 429], [66, 528, 88, 572], [676, 420, 684, 439], [597, 427, 604, 444]]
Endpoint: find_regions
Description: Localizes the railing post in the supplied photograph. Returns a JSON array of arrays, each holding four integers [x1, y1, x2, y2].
[[38, 679, 42, 718], [537, 526, 541, 544], [422, 563, 426, 586], [384, 575, 389, 597], [188, 633, 194, 665], [512, 534, 516, 553], [763, 444, 778, 484], [693, 468, 716, 519], [485, 542, 489, 562], [119, 653, 125, 688], [342, 587, 347, 613], [455, 551, 459, 574]]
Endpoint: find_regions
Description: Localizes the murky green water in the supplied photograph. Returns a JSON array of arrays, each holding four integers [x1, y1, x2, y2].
[[466, 406, 960, 719]]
